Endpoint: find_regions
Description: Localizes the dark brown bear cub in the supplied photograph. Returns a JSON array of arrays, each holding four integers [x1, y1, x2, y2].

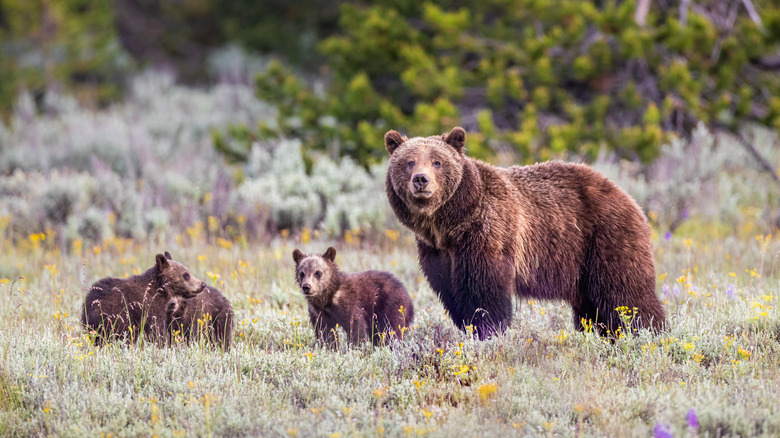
[[385, 127, 666, 339], [167, 286, 234, 351], [292, 247, 414, 346], [82, 251, 206, 345]]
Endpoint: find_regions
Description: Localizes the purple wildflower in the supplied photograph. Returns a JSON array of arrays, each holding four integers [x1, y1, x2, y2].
[[686, 409, 699, 428], [654, 423, 673, 438], [673, 285, 681, 296], [726, 284, 735, 298], [664, 231, 672, 241], [662, 285, 671, 298], [681, 209, 689, 220]]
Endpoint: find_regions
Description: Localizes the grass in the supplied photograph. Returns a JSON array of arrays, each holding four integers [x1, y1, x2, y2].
[[0, 230, 779, 437]]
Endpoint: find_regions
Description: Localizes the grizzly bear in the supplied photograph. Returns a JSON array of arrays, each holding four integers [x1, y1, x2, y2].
[[81, 251, 206, 345], [292, 247, 414, 346], [384, 127, 666, 339], [167, 285, 234, 351]]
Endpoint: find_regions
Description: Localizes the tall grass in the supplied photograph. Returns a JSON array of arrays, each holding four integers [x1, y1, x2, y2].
[[1, 72, 779, 436], [1, 228, 778, 436]]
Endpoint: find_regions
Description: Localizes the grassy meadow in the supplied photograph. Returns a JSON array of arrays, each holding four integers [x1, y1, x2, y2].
[[1, 223, 779, 437], [1, 73, 779, 437]]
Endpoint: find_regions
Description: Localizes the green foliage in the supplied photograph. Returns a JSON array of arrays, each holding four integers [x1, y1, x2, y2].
[[0, 0, 130, 113], [216, 0, 340, 66], [224, 0, 780, 166]]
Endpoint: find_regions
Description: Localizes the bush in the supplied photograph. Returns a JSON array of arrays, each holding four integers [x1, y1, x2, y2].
[[232, 139, 396, 237], [0, 71, 399, 246], [232, 1, 780, 166]]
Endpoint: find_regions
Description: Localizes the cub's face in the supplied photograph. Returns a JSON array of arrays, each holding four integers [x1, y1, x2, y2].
[[292, 247, 336, 298], [385, 127, 466, 216], [156, 252, 206, 299]]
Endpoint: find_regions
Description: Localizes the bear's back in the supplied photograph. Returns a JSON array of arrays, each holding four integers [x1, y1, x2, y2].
[[506, 161, 645, 227], [82, 270, 160, 326], [169, 286, 233, 350], [85, 276, 142, 316], [178, 286, 232, 321], [343, 270, 413, 333]]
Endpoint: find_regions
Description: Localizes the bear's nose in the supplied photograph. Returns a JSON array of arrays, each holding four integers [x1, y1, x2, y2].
[[412, 173, 429, 190], [302, 284, 311, 294]]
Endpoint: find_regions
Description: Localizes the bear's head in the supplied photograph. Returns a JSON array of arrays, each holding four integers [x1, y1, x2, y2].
[[156, 251, 207, 299], [292, 247, 338, 298], [385, 127, 466, 216]]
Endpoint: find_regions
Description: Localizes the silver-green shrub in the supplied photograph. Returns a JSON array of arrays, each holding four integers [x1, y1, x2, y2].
[[593, 123, 779, 232], [0, 72, 277, 244], [1, 70, 778, 246], [234, 139, 396, 235]]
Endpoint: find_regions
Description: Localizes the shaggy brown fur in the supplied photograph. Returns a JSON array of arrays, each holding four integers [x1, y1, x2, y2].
[[167, 286, 234, 351], [292, 247, 414, 346], [385, 127, 666, 339], [81, 251, 206, 345]]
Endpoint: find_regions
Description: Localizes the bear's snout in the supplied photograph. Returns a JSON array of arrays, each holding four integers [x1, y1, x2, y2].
[[302, 284, 312, 295], [412, 173, 429, 191]]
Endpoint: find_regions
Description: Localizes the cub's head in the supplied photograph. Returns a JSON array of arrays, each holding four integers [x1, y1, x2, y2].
[[292, 247, 338, 298], [156, 251, 206, 299], [385, 127, 466, 215]]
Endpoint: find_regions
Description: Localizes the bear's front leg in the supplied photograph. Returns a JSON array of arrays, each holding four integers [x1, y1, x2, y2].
[[417, 239, 452, 298], [450, 251, 515, 339], [309, 309, 339, 349]]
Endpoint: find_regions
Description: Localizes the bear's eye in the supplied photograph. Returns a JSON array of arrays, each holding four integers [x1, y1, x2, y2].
[[407, 160, 415, 169], [315, 271, 322, 279], [299, 272, 305, 279], [433, 161, 441, 169], [183, 273, 190, 281]]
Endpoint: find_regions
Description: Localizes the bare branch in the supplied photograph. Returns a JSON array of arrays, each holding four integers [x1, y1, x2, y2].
[[754, 55, 780, 70], [741, 0, 764, 30], [680, 0, 690, 26], [715, 124, 780, 187], [635, 0, 651, 27]]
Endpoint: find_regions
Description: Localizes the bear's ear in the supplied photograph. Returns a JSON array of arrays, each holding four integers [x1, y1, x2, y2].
[[384, 130, 406, 156], [164, 251, 172, 260], [292, 249, 304, 264], [444, 127, 466, 153], [155, 253, 169, 271], [323, 247, 337, 262]]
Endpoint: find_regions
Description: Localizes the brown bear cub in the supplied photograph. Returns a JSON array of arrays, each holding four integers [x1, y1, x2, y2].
[[167, 285, 234, 351], [385, 127, 666, 339], [82, 251, 206, 345], [292, 247, 414, 346]]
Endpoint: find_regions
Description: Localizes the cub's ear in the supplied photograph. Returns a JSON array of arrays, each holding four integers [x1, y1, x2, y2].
[[444, 127, 466, 153], [384, 130, 406, 156], [292, 249, 305, 264], [164, 251, 172, 260], [155, 253, 169, 271], [323, 247, 337, 262]]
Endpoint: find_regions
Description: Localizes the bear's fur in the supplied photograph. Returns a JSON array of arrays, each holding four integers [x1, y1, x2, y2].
[[292, 247, 414, 346], [81, 251, 206, 345], [167, 286, 234, 351], [385, 127, 666, 338]]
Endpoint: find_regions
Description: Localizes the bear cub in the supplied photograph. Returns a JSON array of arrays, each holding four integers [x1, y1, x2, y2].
[[167, 284, 234, 352], [82, 251, 206, 345], [292, 247, 414, 346]]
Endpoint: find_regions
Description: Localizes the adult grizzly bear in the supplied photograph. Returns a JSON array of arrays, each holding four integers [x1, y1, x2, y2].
[[167, 285, 234, 351], [292, 247, 414, 346], [82, 251, 206, 345], [384, 127, 665, 339]]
